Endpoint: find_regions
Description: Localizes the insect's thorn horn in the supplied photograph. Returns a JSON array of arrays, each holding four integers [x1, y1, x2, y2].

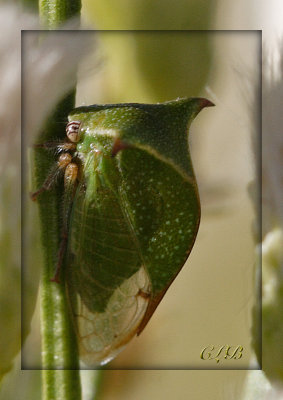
[[199, 98, 215, 109]]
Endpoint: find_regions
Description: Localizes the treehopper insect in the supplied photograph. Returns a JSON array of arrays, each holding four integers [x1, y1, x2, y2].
[[32, 97, 213, 366]]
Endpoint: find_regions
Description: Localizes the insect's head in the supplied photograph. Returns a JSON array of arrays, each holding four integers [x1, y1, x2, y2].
[[66, 121, 81, 143]]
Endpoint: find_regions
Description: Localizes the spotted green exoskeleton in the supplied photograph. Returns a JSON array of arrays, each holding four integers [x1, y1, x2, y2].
[[32, 97, 213, 366]]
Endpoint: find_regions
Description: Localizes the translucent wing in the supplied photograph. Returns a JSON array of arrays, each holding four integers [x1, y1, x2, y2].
[[65, 153, 157, 366], [68, 266, 150, 366]]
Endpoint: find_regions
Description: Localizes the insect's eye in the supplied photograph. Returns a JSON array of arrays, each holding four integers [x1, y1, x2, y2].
[[66, 121, 81, 143]]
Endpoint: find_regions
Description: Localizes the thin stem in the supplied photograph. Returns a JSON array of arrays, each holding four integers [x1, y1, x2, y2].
[[34, 1, 82, 399], [39, 0, 81, 28]]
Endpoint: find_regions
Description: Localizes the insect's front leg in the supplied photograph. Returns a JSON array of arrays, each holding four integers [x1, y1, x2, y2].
[[51, 161, 79, 283], [31, 151, 78, 282], [31, 152, 74, 201]]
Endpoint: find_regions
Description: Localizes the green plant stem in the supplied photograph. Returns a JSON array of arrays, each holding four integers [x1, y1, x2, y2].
[[35, 1, 82, 399], [39, 0, 81, 28], [34, 95, 81, 399]]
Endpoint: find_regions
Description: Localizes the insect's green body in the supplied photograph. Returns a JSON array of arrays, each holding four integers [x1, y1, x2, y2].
[[35, 98, 213, 365]]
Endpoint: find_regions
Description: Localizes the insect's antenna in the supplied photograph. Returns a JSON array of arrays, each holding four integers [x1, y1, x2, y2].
[[33, 142, 62, 149]]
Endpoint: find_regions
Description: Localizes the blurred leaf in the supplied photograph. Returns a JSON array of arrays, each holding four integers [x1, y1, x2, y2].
[[82, 0, 215, 102]]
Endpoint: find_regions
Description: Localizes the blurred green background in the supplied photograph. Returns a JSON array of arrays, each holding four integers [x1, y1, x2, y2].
[[0, 0, 262, 399]]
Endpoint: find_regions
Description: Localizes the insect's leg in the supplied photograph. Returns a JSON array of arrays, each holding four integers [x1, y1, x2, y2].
[[31, 153, 73, 201], [34, 142, 76, 151], [51, 162, 79, 283]]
